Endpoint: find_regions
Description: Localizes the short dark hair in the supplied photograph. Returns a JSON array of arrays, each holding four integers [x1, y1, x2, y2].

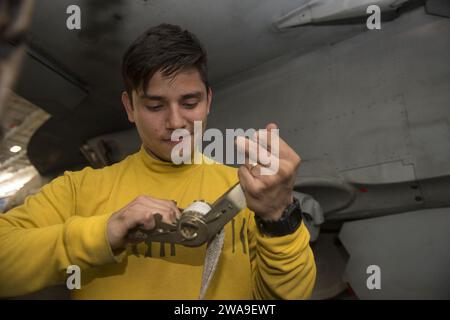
[[122, 23, 209, 97]]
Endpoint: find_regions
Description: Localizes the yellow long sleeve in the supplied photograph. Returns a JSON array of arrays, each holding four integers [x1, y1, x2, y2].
[[0, 172, 118, 298], [248, 214, 316, 299]]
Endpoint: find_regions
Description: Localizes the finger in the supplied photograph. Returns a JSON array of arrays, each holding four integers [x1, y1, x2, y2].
[[152, 200, 180, 221], [149, 206, 178, 224], [235, 135, 264, 166], [236, 135, 281, 176], [259, 123, 278, 150], [134, 197, 181, 221], [266, 123, 278, 131], [126, 203, 177, 227], [141, 212, 156, 230], [153, 199, 181, 218], [252, 162, 279, 177], [254, 129, 269, 152], [254, 129, 276, 169], [248, 163, 261, 176], [238, 165, 255, 193], [135, 209, 173, 230], [123, 209, 155, 231], [261, 124, 294, 160], [238, 165, 265, 197], [235, 130, 284, 165], [165, 200, 182, 220]]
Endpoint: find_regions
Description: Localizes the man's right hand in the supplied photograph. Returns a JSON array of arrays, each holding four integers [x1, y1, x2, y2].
[[107, 196, 181, 250]]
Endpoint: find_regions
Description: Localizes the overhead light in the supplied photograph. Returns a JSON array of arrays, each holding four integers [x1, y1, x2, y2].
[[0, 176, 32, 198], [9, 145, 22, 153], [0, 172, 14, 184], [0, 166, 38, 198]]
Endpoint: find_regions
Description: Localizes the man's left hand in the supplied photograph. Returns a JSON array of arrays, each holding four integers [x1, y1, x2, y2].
[[236, 123, 301, 221]]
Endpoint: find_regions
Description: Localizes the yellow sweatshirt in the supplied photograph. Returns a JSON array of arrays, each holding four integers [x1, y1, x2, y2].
[[0, 146, 316, 299]]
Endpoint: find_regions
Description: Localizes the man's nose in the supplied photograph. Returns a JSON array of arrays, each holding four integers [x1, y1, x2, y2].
[[166, 105, 186, 130]]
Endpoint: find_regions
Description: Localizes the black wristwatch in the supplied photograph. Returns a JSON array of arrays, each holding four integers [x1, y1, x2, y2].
[[255, 197, 302, 237]]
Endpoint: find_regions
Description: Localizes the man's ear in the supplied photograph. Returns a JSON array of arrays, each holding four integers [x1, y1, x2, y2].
[[206, 87, 212, 115], [122, 91, 135, 123]]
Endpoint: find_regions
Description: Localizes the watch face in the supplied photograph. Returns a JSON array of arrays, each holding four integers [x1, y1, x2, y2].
[[286, 205, 303, 232], [256, 197, 302, 237]]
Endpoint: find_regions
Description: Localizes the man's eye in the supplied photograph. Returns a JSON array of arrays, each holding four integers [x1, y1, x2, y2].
[[183, 102, 198, 109], [146, 105, 163, 111]]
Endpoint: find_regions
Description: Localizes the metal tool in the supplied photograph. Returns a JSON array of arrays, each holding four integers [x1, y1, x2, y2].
[[127, 183, 247, 247]]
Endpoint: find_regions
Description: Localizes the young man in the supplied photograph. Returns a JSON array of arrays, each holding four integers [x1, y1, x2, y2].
[[0, 24, 316, 299]]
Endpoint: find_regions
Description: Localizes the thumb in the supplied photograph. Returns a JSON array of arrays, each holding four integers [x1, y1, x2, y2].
[[266, 123, 278, 131]]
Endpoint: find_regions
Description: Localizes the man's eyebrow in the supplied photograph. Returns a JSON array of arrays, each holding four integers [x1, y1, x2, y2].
[[139, 91, 203, 100], [139, 93, 165, 100], [181, 91, 203, 100]]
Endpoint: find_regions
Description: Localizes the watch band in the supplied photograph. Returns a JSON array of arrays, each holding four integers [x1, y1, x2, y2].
[[254, 197, 303, 237]]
